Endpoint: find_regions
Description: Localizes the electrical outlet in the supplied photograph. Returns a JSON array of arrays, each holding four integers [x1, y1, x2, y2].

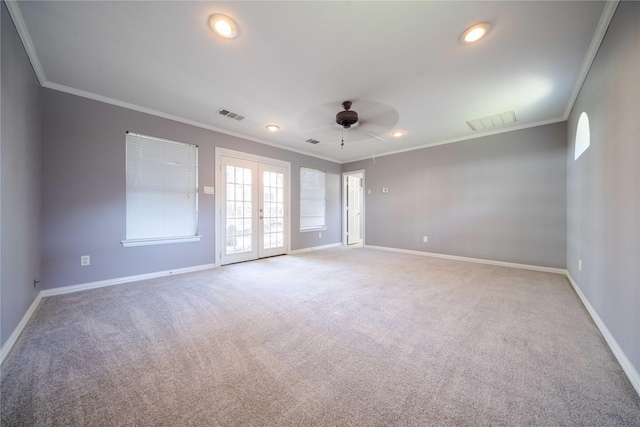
[[81, 255, 90, 266], [423, 236, 428, 243], [382, 188, 389, 193], [319, 232, 322, 238], [578, 259, 582, 271]]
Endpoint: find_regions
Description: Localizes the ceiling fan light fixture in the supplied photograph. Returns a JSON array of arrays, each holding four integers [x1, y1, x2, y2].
[[265, 124, 280, 132], [336, 101, 359, 129], [391, 130, 406, 137], [209, 14, 237, 39], [461, 23, 491, 43]]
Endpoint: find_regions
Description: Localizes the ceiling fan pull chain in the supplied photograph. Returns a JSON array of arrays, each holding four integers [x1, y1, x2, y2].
[[341, 128, 344, 149]]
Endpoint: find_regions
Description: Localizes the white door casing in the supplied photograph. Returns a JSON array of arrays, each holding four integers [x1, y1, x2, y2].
[[347, 175, 362, 244], [342, 170, 365, 246]]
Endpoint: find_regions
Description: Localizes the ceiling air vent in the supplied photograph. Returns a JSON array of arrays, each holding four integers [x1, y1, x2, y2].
[[218, 108, 246, 121], [467, 110, 517, 131], [306, 139, 321, 145]]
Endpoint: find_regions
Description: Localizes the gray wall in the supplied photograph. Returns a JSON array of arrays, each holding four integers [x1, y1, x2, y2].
[[1, 2, 42, 347], [344, 122, 567, 269], [41, 89, 341, 290], [567, 1, 639, 375]]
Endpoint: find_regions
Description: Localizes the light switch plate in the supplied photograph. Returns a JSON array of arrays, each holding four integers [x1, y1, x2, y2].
[[203, 186, 215, 195]]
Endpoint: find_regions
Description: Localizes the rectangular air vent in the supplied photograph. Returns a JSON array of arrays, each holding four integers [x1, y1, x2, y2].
[[466, 110, 517, 131], [218, 108, 246, 121], [306, 139, 320, 145]]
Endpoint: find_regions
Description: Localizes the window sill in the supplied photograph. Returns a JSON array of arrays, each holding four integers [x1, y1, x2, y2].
[[299, 227, 328, 233], [121, 236, 202, 247]]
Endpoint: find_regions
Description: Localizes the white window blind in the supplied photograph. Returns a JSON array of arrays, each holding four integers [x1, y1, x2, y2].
[[300, 167, 326, 230], [125, 132, 198, 242]]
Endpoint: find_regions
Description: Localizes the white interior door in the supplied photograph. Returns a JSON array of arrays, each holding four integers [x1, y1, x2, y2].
[[347, 175, 362, 245], [220, 155, 288, 265]]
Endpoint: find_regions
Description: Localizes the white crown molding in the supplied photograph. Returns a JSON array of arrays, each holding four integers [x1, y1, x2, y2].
[[5, 0, 619, 166], [365, 245, 567, 274], [0, 292, 42, 365], [345, 116, 567, 164], [4, 1, 341, 165], [563, 0, 620, 120], [43, 82, 342, 164], [4, 0, 46, 86], [566, 272, 640, 398]]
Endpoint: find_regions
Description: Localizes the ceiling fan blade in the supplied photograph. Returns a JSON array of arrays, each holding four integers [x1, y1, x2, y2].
[[301, 123, 338, 134], [365, 131, 387, 143], [362, 109, 400, 128], [298, 102, 340, 132], [299, 99, 399, 143], [352, 100, 399, 127]]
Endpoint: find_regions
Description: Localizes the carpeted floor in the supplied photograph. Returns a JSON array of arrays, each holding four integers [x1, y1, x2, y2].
[[2, 247, 640, 426]]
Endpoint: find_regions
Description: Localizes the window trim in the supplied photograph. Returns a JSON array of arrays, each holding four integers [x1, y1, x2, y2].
[[121, 235, 202, 247], [299, 226, 328, 233], [123, 132, 200, 247], [299, 166, 327, 232]]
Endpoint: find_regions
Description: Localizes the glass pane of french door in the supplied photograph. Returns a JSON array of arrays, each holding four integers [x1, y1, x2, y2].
[[225, 164, 253, 255], [259, 163, 286, 257], [220, 157, 258, 265], [220, 156, 288, 265]]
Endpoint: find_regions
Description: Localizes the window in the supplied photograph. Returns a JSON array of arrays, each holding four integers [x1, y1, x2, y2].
[[123, 132, 200, 246], [574, 112, 590, 160], [300, 167, 326, 231]]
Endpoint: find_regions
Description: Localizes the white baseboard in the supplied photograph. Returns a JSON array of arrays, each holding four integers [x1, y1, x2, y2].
[[40, 263, 217, 297], [566, 272, 640, 397], [0, 292, 43, 365], [4, 252, 638, 401], [364, 245, 566, 274], [289, 243, 342, 255], [368, 244, 639, 397], [1, 263, 217, 365]]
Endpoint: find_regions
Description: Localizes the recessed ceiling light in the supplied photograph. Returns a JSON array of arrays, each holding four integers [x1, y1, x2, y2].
[[461, 23, 491, 43], [209, 14, 237, 39], [391, 130, 406, 137], [265, 125, 280, 132]]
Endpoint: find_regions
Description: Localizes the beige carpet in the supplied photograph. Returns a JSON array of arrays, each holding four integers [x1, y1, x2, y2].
[[2, 247, 639, 426]]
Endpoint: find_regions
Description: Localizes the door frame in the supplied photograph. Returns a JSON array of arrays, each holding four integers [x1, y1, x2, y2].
[[215, 147, 291, 265], [342, 170, 365, 246]]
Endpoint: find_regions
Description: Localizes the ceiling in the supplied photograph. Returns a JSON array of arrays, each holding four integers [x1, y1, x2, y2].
[[9, 1, 613, 163]]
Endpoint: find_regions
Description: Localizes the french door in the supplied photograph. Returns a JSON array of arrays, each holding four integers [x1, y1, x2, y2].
[[218, 151, 289, 265]]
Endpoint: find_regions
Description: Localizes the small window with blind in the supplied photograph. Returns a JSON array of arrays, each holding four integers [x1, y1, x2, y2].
[[300, 167, 326, 231], [122, 132, 201, 247]]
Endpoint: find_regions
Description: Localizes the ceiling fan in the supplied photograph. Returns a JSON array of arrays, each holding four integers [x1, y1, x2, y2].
[[335, 101, 358, 129], [298, 99, 399, 149]]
